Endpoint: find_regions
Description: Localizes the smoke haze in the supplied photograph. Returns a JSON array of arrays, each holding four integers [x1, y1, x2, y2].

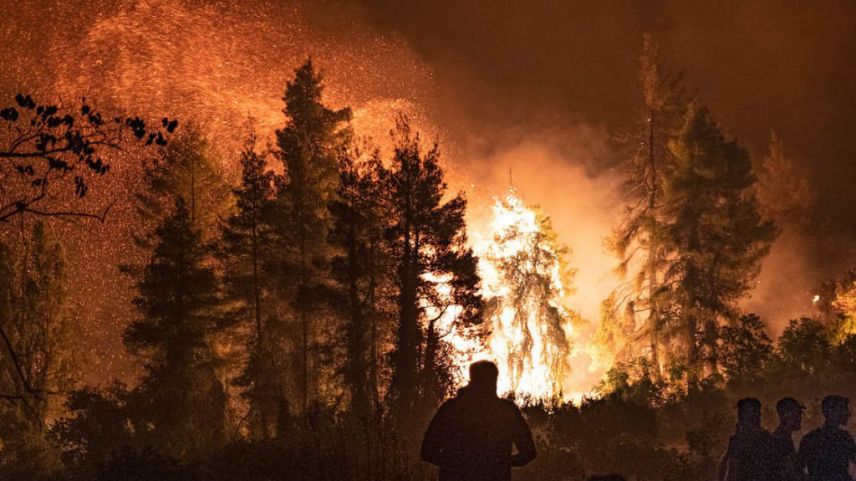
[[2, 0, 855, 390]]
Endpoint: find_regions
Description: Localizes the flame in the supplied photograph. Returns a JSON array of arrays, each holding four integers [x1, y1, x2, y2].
[[445, 190, 577, 405]]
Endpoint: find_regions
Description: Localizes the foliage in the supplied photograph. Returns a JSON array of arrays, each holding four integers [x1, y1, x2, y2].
[[123, 200, 228, 459], [133, 124, 232, 242], [328, 148, 392, 419], [605, 34, 686, 377], [756, 131, 813, 229], [717, 314, 773, 384], [218, 135, 282, 438], [0, 93, 175, 222], [268, 59, 352, 414], [380, 116, 482, 428], [659, 104, 778, 385], [0, 223, 79, 477]]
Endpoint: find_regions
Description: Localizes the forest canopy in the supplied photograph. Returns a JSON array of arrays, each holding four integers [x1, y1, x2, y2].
[[1, 14, 855, 481]]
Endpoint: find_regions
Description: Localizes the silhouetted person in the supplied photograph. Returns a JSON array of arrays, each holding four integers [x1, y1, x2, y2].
[[772, 397, 806, 481], [421, 360, 536, 481], [719, 398, 776, 481], [799, 395, 856, 481]]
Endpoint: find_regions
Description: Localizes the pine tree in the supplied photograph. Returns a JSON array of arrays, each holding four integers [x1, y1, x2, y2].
[[270, 59, 352, 414], [381, 117, 482, 426], [479, 190, 577, 401], [134, 125, 232, 241], [219, 134, 282, 438], [124, 200, 227, 457], [606, 34, 685, 376], [756, 131, 813, 229], [661, 104, 777, 387], [329, 149, 390, 419]]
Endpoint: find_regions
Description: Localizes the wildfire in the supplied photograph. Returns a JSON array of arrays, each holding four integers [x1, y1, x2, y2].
[[446, 190, 577, 405]]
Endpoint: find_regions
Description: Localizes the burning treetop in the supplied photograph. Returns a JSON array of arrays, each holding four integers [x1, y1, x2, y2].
[[461, 190, 578, 405]]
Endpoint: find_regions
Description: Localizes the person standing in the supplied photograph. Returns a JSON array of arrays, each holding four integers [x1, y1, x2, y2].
[[421, 360, 536, 481], [772, 397, 807, 481], [719, 398, 776, 481], [799, 395, 856, 481]]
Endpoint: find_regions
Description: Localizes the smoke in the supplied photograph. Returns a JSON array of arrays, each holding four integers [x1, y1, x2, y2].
[[458, 124, 623, 394], [0, 0, 440, 384], [3, 0, 851, 393]]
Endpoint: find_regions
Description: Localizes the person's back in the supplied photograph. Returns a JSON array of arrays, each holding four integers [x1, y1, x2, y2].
[[771, 397, 806, 481], [720, 398, 776, 481], [773, 426, 803, 481], [421, 361, 536, 481], [799, 395, 856, 481], [800, 426, 854, 481], [723, 428, 776, 481]]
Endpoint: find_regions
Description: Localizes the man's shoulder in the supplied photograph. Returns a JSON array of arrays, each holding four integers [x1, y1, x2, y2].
[[436, 397, 462, 416], [828, 427, 856, 443], [799, 428, 824, 447], [497, 398, 524, 415]]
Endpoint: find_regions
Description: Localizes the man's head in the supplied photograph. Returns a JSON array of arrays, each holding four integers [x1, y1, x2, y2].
[[776, 397, 805, 431], [821, 395, 850, 427], [468, 360, 499, 396], [736, 398, 762, 428]]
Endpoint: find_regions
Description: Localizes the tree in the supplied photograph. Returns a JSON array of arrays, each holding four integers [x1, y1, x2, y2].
[[479, 189, 577, 401], [328, 149, 391, 419], [777, 317, 830, 375], [660, 104, 777, 387], [123, 200, 227, 458], [607, 35, 685, 376], [0, 223, 79, 475], [219, 134, 283, 438], [818, 267, 856, 343], [717, 313, 773, 384], [381, 116, 482, 426], [755, 131, 813, 229], [270, 59, 352, 414], [0, 93, 175, 222], [0, 93, 174, 419], [134, 125, 231, 241]]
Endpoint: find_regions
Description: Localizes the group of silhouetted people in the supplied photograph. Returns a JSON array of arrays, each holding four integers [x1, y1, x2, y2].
[[422, 361, 856, 481], [720, 395, 856, 481]]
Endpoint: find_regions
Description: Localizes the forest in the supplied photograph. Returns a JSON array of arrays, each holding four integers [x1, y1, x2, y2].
[[2, 2, 856, 481]]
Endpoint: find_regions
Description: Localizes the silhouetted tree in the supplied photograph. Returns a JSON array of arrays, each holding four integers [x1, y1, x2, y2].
[[219, 135, 282, 438], [52, 383, 136, 468], [756, 131, 813, 229], [381, 116, 482, 426], [134, 125, 231, 242], [0, 94, 173, 430], [661, 104, 777, 387], [0, 93, 176, 223], [270, 59, 352, 414], [329, 149, 391, 419], [0, 223, 78, 475], [606, 35, 686, 376], [777, 317, 830, 375], [717, 314, 773, 384], [124, 200, 227, 458]]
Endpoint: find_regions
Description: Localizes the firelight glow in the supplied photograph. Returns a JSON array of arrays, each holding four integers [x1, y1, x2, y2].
[[442, 190, 577, 405]]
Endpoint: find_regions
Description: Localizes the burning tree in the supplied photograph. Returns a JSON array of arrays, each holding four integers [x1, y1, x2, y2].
[[604, 34, 685, 377], [478, 189, 577, 404]]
